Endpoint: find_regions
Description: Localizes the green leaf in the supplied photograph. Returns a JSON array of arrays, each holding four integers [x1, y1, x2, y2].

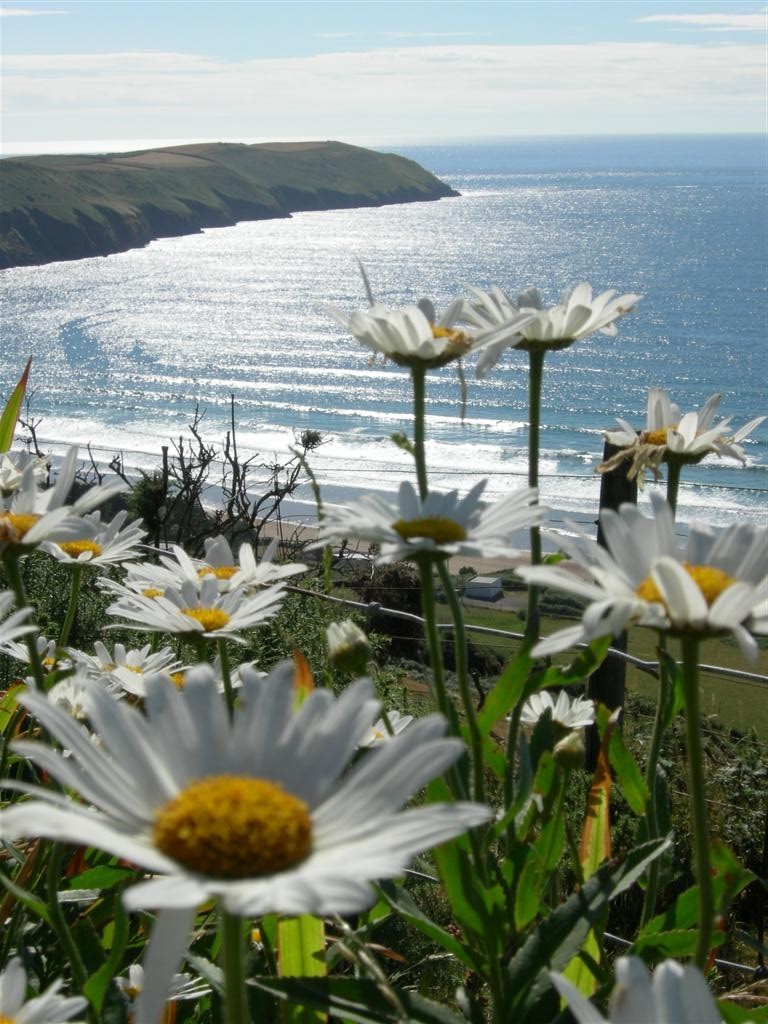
[[477, 651, 535, 734], [0, 356, 31, 452], [377, 881, 481, 972], [638, 841, 754, 948], [390, 431, 415, 456], [718, 1001, 768, 1023], [254, 977, 467, 1024], [84, 894, 129, 1012], [538, 636, 612, 687], [505, 837, 671, 1020], [0, 867, 52, 924], [0, 684, 25, 733], [278, 915, 326, 1024], [606, 719, 649, 817], [426, 778, 488, 938], [67, 866, 134, 892], [634, 927, 725, 958]]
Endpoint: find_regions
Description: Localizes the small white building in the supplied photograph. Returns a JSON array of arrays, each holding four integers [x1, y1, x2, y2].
[[464, 575, 503, 601]]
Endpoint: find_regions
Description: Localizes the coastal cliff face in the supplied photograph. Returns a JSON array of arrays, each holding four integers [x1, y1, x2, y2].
[[0, 140, 458, 269]]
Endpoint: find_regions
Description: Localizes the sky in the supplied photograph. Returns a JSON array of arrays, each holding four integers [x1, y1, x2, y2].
[[1, 1, 766, 153]]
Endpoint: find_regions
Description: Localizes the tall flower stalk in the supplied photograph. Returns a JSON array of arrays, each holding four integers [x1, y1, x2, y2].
[[679, 635, 714, 968]]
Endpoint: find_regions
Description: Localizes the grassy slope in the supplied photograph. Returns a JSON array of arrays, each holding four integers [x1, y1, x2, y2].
[[437, 602, 768, 740], [0, 140, 456, 266]]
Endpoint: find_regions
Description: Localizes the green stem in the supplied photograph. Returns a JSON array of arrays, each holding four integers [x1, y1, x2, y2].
[[417, 560, 449, 719], [665, 458, 682, 514], [221, 910, 250, 1024], [640, 642, 672, 925], [411, 366, 429, 500], [437, 560, 485, 804], [525, 349, 545, 644], [680, 634, 714, 969], [47, 844, 94, 1021], [1, 551, 45, 690], [217, 637, 236, 719], [58, 565, 82, 649]]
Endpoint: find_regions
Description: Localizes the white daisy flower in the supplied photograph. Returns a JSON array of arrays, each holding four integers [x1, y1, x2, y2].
[[200, 535, 307, 591], [600, 388, 766, 486], [315, 480, 543, 564], [517, 491, 768, 661], [359, 709, 414, 747], [43, 509, 145, 567], [0, 634, 64, 672], [327, 619, 371, 674], [48, 675, 104, 720], [117, 962, 210, 1004], [462, 282, 640, 375], [551, 955, 724, 1024], [0, 450, 47, 497], [0, 957, 86, 1024], [69, 641, 182, 697], [0, 446, 124, 552], [0, 591, 35, 650], [1, 663, 489, 921], [106, 576, 284, 645], [328, 298, 485, 369], [520, 690, 595, 731]]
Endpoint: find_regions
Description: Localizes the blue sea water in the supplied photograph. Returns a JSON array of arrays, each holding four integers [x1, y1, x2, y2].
[[1, 134, 766, 529]]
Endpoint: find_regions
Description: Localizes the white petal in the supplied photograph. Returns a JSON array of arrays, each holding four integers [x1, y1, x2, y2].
[[651, 558, 708, 629]]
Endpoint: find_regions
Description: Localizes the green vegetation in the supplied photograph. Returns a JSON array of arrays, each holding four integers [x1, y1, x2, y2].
[[0, 140, 458, 268]]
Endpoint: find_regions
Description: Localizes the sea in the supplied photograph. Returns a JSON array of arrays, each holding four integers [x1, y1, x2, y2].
[[1, 134, 766, 535]]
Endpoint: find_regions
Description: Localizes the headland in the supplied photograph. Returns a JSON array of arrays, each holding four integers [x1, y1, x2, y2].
[[0, 140, 458, 269]]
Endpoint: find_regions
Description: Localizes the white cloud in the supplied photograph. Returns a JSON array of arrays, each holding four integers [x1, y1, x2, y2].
[[2, 40, 765, 142], [0, 6, 67, 14], [636, 10, 766, 30]]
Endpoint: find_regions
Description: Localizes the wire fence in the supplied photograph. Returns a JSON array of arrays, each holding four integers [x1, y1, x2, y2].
[[286, 585, 768, 688]]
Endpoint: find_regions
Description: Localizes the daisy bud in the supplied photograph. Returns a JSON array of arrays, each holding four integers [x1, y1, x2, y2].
[[326, 619, 371, 674]]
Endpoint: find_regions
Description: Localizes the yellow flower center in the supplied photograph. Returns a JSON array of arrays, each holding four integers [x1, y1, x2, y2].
[[198, 565, 238, 580], [392, 515, 467, 544], [0, 512, 40, 543], [153, 775, 312, 878], [1, 1015, 16, 1024], [180, 607, 231, 632], [643, 426, 673, 446], [58, 539, 103, 558], [636, 563, 736, 607], [431, 324, 473, 358], [142, 588, 163, 599], [170, 671, 186, 689]]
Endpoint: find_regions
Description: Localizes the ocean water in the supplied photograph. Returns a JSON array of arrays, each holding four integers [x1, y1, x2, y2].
[[1, 135, 766, 530]]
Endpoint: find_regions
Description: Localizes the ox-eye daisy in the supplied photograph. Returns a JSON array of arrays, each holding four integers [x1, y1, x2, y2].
[[520, 690, 595, 732], [461, 282, 640, 375], [0, 446, 123, 553], [518, 492, 767, 661], [316, 480, 543, 564], [106, 576, 284, 644], [69, 641, 182, 697], [551, 956, 724, 1024], [0, 957, 86, 1024], [1, 665, 489, 1021], [43, 509, 145, 567], [327, 298, 483, 369], [599, 388, 766, 486]]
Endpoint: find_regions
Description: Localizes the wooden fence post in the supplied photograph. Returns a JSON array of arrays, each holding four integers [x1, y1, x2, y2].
[[585, 440, 637, 770]]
